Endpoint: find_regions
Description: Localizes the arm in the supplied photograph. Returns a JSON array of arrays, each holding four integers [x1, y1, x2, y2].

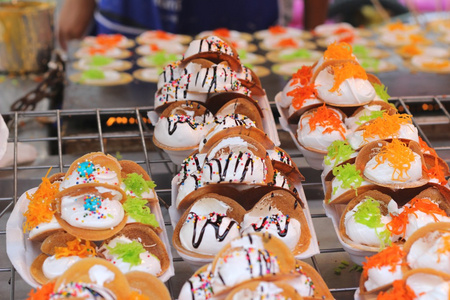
[[57, 0, 96, 50], [303, 0, 329, 30]]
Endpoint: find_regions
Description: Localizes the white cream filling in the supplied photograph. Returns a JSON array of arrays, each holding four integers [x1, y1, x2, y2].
[[407, 273, 449, 300], [42, 255, 82, 279], [407, 231, 450, 273], [89, 264, 115, 286], [297, 119, 347, 152], [364, 265, 403, 291], [28, 215, 62, 240], [232, 282, 286, 300], [183, 36, 235, 58], [364, 152, 422, 184], [59, 164, 119, 190]]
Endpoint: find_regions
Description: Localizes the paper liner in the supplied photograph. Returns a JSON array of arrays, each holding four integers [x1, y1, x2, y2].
[[124, 271, 171, 300], [40, 231, 77, 256], [72, 60, 133, 72], [0, 114, 8, 161], [214, 97, 264, 130], [7, 183, 174, 288], [225, 280, 302, 300], [69, 72, 133, 86], [339, 190, 394, 249], [355, 140, 429, 189], [54, 257, 132, 299], [170, 177, 320, 269], [99, 223, 170, 277], [119, 159, 158, 203], [173, 193, 246, 260], [283, 259, 334, 300]]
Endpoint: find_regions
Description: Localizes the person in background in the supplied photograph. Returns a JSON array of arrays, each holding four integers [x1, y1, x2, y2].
[[57, 0, 329, 50]]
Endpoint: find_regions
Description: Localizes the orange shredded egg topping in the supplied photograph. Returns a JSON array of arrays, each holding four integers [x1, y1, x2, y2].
[[373, 139, 416, 182], [155, 30, 173, 40], [399, 44, 422, 56], [290, 65, 313, 86], [269, 25, 287, 34], [23, 169, 60, 233], [88, 47, 108, 55], [329, 61, 367, 93], [96, 34, 123, 47], [277, 38, 298, 48], [129, 291, 151, 300], [422, 61, 450, 70], [361, 113, 412, 141], [27, 281, 55, 300], [54, 239, 96, 259], [304, 104, 346, 139], [410, 34, 427, 43], [418, 137, 437, 156], [437, 234, 450, 257], [149, 44, 160, 51], [288, 83, 318, 109], [423, 156, 447, 185], [377, 280, 416, 300], [337, 34, 355, 44], [323, 42, 354, 61], [362, 244, 405, 277], [213, 28, 230, 37], [387, 198, 446, 237]]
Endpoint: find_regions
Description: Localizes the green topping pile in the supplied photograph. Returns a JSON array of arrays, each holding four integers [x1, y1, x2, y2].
[[89, 55, 114, 67], [280, 49, 311, 60], [361, 58, 380, 71], [146, 51, 180, 67], [238, 49, 248, 60], [107, 241, 145, 267], [373, 83, 390, 102], [123, 196, 159, 227], [356, 110, 385, 126], [123, 173, 156, 197], [81, 69, 105, 80], [352, 44, 369, 58], [332, 163, 363, 195], [324, 141, 355, 167]]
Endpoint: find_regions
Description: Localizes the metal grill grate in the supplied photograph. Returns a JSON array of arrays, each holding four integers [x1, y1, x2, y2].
[[1, 95, 449, 299]]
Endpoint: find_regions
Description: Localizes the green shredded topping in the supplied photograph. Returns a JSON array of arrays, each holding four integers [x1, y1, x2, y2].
[[107, 241, 145, 267], [280, 49, 311, 60], [356, 110, 385, 126], [324, 141, 355, 167], [146, 51, 180, 67], [244, 63, 254, 69], [81, 69, 105, 80], [123, 196, 159, 227], [238, 49, 248, 59], [123, 173, 156, 197], [354, 196, 391, 248], [332, 163, 363, 195], [352, 44, 369, 58], [361, 58, 380, 71], [89, 55, 114, 67], [115, 151, 123, 160], [373, 83, 390, 102]]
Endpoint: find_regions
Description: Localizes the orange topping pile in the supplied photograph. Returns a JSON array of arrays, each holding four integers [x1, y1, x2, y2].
[[410, 34, 427, 43], [418, 137, 437, 156], [149, 44, 160, 51], [423, 156, 448, 185], [277, 38, 298, 48], [305, 104, 346, 139], [329, 61, 367, 93], [362, 244, 405, 277], [213, 28, 230, 38], [373, 139, 416, 182], [290, 65, 313, 86], [54, 238, 96, 259], [387, 198, 446, 237], [27, 281, 55, 300], [387, 21, 407, 31], [422, 60, 450, 70], [88, 47, 108, 55], [377, 280, 416, 300], [269, 25, 287, 34], [96, 34, 123, 47], [399, 44, 422, 56], [323, 42, 354, 61], [361, 113, 412, 141], [23, 169, 60, 233], [288, 83, 318, 109], [337, 33, 355, 44], [155, 30, 173, 40]]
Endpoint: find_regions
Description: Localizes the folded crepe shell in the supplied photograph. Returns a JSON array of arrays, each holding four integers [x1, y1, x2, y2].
[[215, 97, 264, 130], [54, 183, 127, 241], [402, 222, 450, 273], [30, 253, 53, 285], [238, 66, 265, 96], [204, 92, 262, 116], [283, 259, 334, 300], [423, 153, 450, 185], [310, 59, 374, 107], [210, 232, 295, 296], [242, 189, 311, 256], [225, 280, 302, 300], [98, 223, 170, 277], [178, 263, 214, 300], [53, 257, 132, 299], [124, 271, 171, 300], [339, 190, 394, 250], [346, 100, 398, 130], [355, 140, 429, 189], [40, 231, 77, 256], [60, 152, 122, 189], [179, 35, 242, 72], [173, 193, 246, 259]]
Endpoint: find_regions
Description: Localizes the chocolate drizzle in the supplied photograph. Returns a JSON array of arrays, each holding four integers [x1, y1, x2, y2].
[[188, 212, 238, 248], [206, 151, 256, 183], [166, 115, 199, 135], [251, 214, 290, 238]]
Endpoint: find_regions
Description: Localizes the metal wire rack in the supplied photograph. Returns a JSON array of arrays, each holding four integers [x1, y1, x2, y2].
[[1, 95, 449, 299]]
